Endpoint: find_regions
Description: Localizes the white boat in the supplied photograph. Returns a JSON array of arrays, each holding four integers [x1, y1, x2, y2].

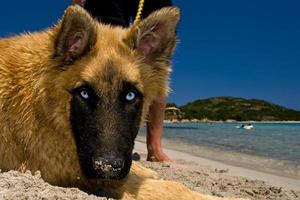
[[244, 125, 254, 130], [235, 124, 254, 130]]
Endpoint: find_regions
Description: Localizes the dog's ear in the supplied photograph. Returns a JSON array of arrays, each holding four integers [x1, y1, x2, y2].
[[125, 7, 180, 63], [54, 5, 97, 64]]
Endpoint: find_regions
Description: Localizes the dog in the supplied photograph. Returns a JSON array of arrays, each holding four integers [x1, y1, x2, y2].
[[0, 5, 245, 200]]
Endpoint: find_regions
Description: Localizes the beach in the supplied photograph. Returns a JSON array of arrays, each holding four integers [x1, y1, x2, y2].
[[1, 122, 300, 199], [134, 141, 300, 199], [139, 122, 300, 180], [134, 122, 300, 200], [134, 141, 300, 190], [0, 140, 299, 199]]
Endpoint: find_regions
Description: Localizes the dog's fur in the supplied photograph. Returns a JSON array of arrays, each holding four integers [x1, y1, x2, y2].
[[0, 5, 244, 200]]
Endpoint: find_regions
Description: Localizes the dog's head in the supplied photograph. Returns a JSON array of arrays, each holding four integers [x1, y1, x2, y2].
[[47, 5, 179, 181]]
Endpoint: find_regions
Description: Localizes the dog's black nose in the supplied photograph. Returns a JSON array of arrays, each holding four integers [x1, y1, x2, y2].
[[92, 156, 124, 178]]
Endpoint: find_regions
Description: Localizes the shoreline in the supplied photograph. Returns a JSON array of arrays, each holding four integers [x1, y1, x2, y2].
[[134, 141, 300, 190], [0, 141, 298, 200], [163, 120, 300, 124]]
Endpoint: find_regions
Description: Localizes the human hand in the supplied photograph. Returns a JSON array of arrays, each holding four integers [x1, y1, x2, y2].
[[72, 0, 86, 7]]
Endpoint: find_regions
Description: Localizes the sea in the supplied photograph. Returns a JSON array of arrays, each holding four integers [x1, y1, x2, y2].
[[137, 122, 300, 179]]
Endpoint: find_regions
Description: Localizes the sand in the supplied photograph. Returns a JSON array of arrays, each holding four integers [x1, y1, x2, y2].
[[134, 142, 300, 200], [0, 142, 299, 200], [0, 170, 107, 200], [134, 142, 300, 190]]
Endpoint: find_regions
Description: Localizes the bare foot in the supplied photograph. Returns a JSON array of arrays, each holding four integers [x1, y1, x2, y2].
[[147, 149, 172, 162]]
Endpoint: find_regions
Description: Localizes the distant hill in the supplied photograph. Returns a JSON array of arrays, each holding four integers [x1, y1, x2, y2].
[[178, 97, 300, 121]]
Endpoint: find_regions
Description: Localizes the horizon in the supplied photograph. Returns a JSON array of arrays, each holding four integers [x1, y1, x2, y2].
[[0, 1, 299, 110]]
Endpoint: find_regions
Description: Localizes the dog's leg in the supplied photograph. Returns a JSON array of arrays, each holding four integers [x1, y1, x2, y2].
[[119, 177, 215, 200], [118, 162, 212, 200], [118, 163, 246, 200], [129, 162, 159, 179]]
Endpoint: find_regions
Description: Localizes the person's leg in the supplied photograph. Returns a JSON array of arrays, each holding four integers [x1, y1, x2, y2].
[[133, 0, 173, 162], [146, 95, 170, 162]]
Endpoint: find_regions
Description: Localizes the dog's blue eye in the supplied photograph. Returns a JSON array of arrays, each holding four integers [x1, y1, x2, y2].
[[80, 90, 89, 99], [125, 91, 136, 102]]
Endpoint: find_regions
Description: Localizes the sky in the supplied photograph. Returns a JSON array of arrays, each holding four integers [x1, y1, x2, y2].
[[0, 0, 299, 110]]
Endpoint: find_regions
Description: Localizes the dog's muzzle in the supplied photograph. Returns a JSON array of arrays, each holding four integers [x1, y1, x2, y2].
[[92, 156, 125, 179]]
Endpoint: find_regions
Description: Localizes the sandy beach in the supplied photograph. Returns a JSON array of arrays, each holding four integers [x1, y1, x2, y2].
[[134, 141, 300, 190], [134, 141, 300, 199], [0, 141, 299, 199]]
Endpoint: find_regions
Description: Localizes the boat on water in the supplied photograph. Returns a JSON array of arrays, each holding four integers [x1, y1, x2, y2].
[[235, 124, 254, 130]]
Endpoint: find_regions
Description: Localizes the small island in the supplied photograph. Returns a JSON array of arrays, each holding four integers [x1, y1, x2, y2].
[[165, 97, 300, 122]]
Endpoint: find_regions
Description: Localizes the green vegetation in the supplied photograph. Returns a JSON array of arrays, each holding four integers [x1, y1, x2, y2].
[[166, 103, 178, 108], [173, 97, 300, 121]]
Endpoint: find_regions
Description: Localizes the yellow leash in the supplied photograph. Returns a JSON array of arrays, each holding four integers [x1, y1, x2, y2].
[[134, 0, 145, 24]]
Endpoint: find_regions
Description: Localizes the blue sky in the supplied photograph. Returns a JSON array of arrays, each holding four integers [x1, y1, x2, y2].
[[0, 1, 299, 110]]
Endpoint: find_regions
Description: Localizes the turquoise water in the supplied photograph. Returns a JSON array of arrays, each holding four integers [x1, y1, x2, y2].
[[139, 122, 300, 167]]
